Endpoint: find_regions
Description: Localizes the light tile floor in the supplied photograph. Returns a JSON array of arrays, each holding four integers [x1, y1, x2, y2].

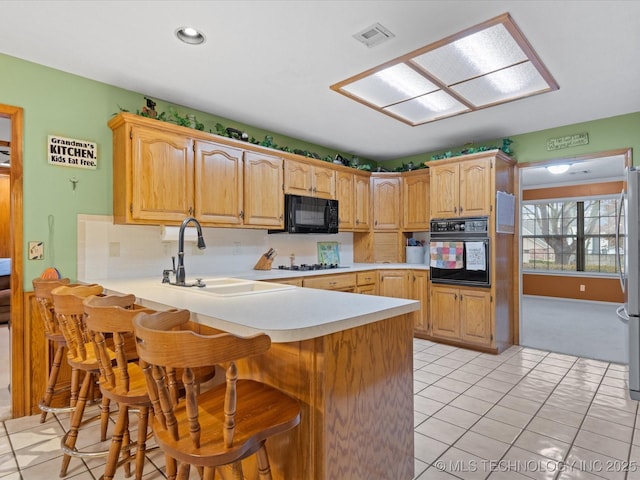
[[0, 339, 638, 479]]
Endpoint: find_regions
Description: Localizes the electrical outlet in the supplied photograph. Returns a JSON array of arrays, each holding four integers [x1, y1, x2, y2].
[[233, 242, 241, 255], [579, 284, 586, 292], [109, 242, 120, 257]]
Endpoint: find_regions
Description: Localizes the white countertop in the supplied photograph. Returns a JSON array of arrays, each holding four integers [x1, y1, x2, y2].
[[93, 275, 420, 343]]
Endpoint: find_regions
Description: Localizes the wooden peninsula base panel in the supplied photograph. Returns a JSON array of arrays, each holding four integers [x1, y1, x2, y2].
[[234, 313, 415, 479]]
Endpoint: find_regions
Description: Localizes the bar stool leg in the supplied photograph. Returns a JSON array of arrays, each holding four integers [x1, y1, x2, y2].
[[40, 342, 65, 423], [100, 395, 111, 441], [256, 444, 273, 480], [165, 454, 178, 480], [60, 371, 92, 477], [102, 404, 128, 480], [69, 368, 80, 408], [134, 406, 149, 480]]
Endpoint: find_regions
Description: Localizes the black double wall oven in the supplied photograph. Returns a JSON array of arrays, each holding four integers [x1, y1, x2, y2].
[[429, 217, 490, 287]]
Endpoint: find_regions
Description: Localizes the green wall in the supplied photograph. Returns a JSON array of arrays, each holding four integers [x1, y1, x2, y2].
[[0, 53, 370, 287], [1, 51, 638, 287], [387, 112, 640, 169]]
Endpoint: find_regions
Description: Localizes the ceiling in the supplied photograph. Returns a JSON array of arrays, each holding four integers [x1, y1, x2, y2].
[[520, 154, 626, 189], [1, 1, 639, 163]]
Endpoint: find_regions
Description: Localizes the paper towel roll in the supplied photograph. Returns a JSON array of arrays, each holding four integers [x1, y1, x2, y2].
[[406, 246, 424, 264], [160, 226, 199, 242]]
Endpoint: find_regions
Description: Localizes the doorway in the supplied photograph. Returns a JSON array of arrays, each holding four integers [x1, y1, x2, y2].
[[517, 149, 630, 362], [0, 104, 24, 418], [0, 126, 9, 418]]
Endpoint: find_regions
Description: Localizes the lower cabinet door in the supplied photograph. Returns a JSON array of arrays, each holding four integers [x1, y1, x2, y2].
[[459, 288, 492, 346], [430, 285, 460, 340]]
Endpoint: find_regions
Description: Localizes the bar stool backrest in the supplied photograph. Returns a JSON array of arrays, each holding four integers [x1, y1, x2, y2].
[[32, 277, 72, 337], [51, 284, 104, 360], [83, 294, 154, 391]]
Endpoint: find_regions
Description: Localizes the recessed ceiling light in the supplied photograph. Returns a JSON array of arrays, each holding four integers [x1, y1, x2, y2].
[[546, 164, 570, 174], [331, 13, 558, 126], [176, 26, 205, 45]]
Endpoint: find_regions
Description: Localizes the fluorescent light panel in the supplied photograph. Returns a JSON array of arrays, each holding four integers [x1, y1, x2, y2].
[[331, 13, 558, 126]]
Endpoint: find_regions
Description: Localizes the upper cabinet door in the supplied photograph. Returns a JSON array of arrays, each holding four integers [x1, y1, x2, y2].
[[429, 163, 459, 219], [243, 151, 284, 227], [130, 126, 194, 222], [354, 173, 371, 231], [402, 171, 430, 230], [312, 165, 336, 199], [194, 140, 244, 225], [336, 171, 354, 230], [284, 160, 336, 199], [459, 158, 492, 217], [284, 160, 313, 196], [372, 175, 401, 230]]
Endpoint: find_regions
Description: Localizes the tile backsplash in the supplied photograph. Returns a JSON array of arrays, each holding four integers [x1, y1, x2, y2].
[[77, 215, 354, 281]]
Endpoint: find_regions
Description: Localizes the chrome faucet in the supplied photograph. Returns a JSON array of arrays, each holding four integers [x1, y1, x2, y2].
[[175, 216, 206, 286]]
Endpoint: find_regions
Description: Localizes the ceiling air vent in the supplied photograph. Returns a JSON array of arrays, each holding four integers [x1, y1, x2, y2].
[[353, 23, 395, 48]]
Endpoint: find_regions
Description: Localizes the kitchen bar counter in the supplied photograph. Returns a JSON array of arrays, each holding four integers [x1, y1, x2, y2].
[[94, 276, 418, 342], [93, 276, 418, 480]]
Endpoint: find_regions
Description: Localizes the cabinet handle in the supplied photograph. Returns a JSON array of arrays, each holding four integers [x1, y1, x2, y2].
[[239, 210, 244, 219], [454, 206, 457, 214], [189, 206, 194, 215], [454, 293, 457, 300], [329, 281, 337, 286], [279, 214, 284, 221], [460, 206, 464, 213]]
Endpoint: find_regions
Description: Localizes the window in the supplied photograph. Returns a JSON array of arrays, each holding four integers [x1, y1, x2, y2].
[[522, 196, 622, 274]]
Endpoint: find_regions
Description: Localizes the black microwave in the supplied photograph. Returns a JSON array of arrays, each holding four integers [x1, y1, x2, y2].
[[269, 194, 339, 234]]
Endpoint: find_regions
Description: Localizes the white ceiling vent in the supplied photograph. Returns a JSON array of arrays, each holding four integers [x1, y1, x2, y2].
[[353, 23, 395, 48]]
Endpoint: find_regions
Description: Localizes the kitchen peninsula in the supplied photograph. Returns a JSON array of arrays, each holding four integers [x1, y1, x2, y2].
[[95, 276, 419, 480]]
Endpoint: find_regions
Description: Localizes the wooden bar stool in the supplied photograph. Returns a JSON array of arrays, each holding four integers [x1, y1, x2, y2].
[[83, 294, 156, 480], [51, 283, 112, 477], [32, 277, 79, 423], [133, 309, 301, 480]]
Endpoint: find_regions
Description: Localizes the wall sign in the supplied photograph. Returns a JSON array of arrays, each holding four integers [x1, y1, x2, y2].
[[48, 135, 97, 169], [546, 132, 589, 151]]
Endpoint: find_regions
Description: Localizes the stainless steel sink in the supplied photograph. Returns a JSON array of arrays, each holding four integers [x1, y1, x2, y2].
[[167, 277, 295, 297]]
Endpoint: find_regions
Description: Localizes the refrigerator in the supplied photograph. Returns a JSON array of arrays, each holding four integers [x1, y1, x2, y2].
[[617, 166, 640, 400]]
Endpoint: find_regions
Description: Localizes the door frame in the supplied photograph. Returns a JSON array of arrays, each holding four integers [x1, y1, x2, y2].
[[0, 105, 25, 418]]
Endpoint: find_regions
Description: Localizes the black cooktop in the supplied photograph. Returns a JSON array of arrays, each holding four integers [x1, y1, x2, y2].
[[277, 263, 343, 271]]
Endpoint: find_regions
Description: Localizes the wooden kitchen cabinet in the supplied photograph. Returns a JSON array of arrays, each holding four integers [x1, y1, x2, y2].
[[430, 284, 492, 346], [410, 270, 429, 336], [378, 269, 409, 298], [118, 123, 195, 223], [284, 159, 336, 199], [303, 273, 356, 292], [194, 140, 244, 225], [430, 157, 491, 218], [402, 170, 430, 231], [460, 288, 492, 347], [109, 113, 283, 229], [356, 271, 377, 295], [430, 285, 461, 340], [372, 173, 401, 230], [354, 172, 371, 231], [336, 170, 371, 232], [336, 171, 355, 230], [243, 151, 284, 227]]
